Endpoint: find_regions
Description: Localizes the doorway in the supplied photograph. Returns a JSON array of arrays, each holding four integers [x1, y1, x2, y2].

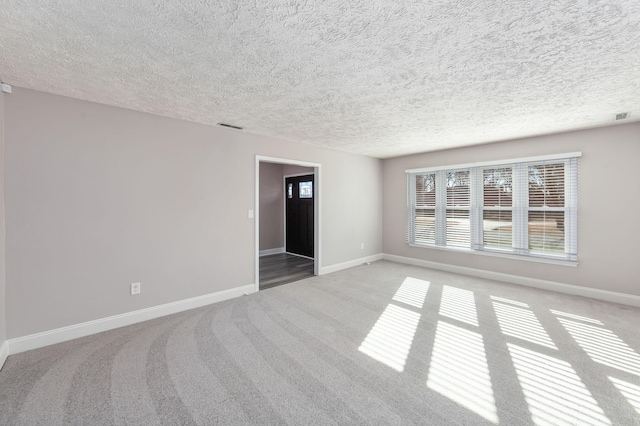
[[255, 156, 321, 292], [285, 174, 314, 258]]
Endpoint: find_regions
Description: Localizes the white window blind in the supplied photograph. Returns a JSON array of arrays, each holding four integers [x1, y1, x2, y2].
[[445, 170, 470, 248], [482, 166, 513, 251], [407, 153, 580, 262], [413, 173, 436, 245]]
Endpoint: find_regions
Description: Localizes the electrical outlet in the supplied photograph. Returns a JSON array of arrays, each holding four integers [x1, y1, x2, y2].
[[131, 282, 141, 295], [361, 242, 364, 250]]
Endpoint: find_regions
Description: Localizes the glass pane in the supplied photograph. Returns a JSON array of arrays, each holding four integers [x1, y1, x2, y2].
[[483, 167, 512, 207], [483, 210, 512, 249], [287, 183, 293, 199], [299, 181, 312, 198], [529, 163, 565, 207], [415, 209, 435, 244], [529, 211, 565, 253], [446, 171, 470, 207], [416, 174, 436, 207], [446, 210, 470, 248]]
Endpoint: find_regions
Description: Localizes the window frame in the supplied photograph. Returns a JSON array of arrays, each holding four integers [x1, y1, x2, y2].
[[410, 172, 437, 245], [406, 153, 580, 264], [480, 165, 514, 253]]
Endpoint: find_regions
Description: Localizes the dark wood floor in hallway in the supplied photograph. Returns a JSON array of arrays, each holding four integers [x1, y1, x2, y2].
[[259, 253, 314, 290]]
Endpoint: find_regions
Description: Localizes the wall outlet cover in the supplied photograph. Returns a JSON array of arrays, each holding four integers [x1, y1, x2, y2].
[[131, 282, 141, 295]]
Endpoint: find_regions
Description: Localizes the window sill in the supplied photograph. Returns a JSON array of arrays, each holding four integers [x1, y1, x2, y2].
[[407, 243, 578, 267]]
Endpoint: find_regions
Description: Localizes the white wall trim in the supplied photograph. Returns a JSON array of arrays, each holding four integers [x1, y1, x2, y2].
[[283, 172, 315, 178], [383, 254, 640, 308], [7, 284, 256, 355], [259, 247, 285, 257], [0, 341, 8, 371], [319, 254, 384, 275], [256, 156, 319, 168], [405, 151, 583, 173], [407, 243, 578, 267]]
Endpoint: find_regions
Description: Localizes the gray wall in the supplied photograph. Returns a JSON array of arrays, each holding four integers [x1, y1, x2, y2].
[[283, 165, 314, 176], [0, 91, 6, 347], [259, 162, 284, 251], [383, 122, 640, 296], [4, 88, 383, 338]]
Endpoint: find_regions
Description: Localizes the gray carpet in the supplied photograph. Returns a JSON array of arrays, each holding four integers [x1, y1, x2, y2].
[[1, 260, 640, 425]]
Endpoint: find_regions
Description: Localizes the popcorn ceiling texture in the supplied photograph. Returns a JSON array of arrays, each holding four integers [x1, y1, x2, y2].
[[0, 0, 639, 158]]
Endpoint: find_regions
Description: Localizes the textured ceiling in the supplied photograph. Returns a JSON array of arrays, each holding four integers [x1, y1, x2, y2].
[[1, 1, 639, 158]]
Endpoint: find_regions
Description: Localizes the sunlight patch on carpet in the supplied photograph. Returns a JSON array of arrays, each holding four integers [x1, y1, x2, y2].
[[492, 301, 557, 349], [427, 321, 498, 424], [358, 304, 420, 372], [438, 286, 478, 326], [557, 318, 640, 377], [550, 310, 604, 325], [609, 377, 640, 415], [392, 277, 430, 309], [508, 343, 611, 426]]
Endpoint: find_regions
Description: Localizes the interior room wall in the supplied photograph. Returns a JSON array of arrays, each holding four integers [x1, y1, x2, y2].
[[383, 122, 640, 297], [259, 162, 284, 251], [283, 165, 314, 176], [4, 87, 383, 339]]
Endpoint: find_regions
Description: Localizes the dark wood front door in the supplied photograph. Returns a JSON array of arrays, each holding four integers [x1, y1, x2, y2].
[[285, 174, 314, 258]]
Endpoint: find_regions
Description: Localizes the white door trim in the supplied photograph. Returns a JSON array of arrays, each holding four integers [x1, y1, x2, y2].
[[255, 156, 322, 292]]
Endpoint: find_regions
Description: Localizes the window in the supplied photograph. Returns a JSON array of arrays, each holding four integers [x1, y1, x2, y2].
[[299, 181, 313, 198], [414, 173, 436, 244], [527, 163, 566, 254], [407, 153, 580, 262], [482, 167, 512, 250], [445, 171, 470, 248]]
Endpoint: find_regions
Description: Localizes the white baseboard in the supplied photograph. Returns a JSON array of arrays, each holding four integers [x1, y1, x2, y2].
[[259, 247, 285, 257], [320, 254, 384, 275], [0, 340, 8, 371], [8, 284, 256, 356], [383, 254, 640, 308]]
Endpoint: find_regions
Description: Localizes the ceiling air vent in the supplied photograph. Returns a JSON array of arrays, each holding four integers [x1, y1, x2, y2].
[[615, 112, 629, 120], [217, 122, 243, 130]]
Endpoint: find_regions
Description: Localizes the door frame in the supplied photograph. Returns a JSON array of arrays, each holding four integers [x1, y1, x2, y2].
[[255, 156, 321, 292]]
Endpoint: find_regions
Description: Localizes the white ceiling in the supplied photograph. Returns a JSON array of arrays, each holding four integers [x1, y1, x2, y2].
[[1, 1, 639, 158]]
